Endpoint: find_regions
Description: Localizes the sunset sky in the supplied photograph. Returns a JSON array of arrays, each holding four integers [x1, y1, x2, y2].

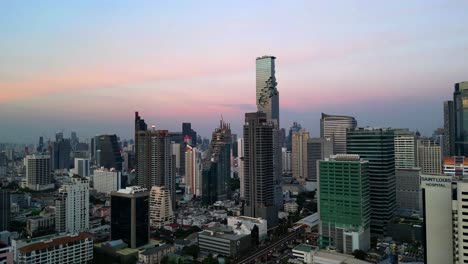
[[1, 1, 468, 143]]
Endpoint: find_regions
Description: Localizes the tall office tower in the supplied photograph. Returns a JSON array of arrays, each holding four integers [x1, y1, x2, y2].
[[287, 122, 302, 151], [347, 127, 395, 235], [0, 189, 10, 231], [50, 133, 72, 170], [321, 113, 357, 155], [182, 122, 197, 146], [202, 120, 231, 205], [444, 100, 455, 156], [74, 158, 90, 177], [454, 82, 468, 156], [417, 139, 442, 175], [256, 56, 279, 123], [134, 112, 175, 207], [256, 55, 282, 212], [93, 168, 122, 194], [395, 168, 421, 212], [237, 138, 245, 198], [95, 134, 122, 171], [231, 134, 238, 158], [243, 112, 278, 228], [394, 129, 417, 169], [318, 154, 370, 254], [135, 111, 147, 132], [185, 145, 202, 196], [36, 136, 44, 153], [149, 186, 174, 229], [71, 131, 79, 150], [111, 187, 149, 249], [307, 137, 333, 191], [291, 129, 309, 183], [171, 142, 182, 176], [55, 176, 89, 233], [25, 154, 53, 191], [281, 147, 292, 174]]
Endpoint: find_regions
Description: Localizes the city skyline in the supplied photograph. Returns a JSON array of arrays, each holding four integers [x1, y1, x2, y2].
[[1, 1, 468, 143]]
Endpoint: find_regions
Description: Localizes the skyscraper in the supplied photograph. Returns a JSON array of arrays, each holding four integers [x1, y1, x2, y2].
[[318, 154, 370, 254], [149, 186, 174, 229], [202, 120, 231, 205], [444, 100, 455, 156], [291, 129, 309, 183], [55, 176, 90, 234], [182, 122, 197, 146], [237, 138, 245, 198], [454, 81, 468, 156], [256, 55, 282, 211], [287, 122, 302, 151], [135, 112, 175, 207], [25, 154, 53, 191], [185, 145, 202, 196], [0, 189, 10, 231], [50, 133, 72, 170], [394, 129, 417, 169], [321, 113, 357, 154], [111, 186, 149, 249], [256, 56, 279, 123], [417, 139, 442, 175], [307, 137, 333, 190], [243, 112, 278, 228], [347, 127, 395, 235], [95, 134, 123, 171]]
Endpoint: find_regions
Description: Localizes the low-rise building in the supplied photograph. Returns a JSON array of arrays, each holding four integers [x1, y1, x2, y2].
[[12, 232, 93, 264], [26, 215, 55, 237], [227, 216, 268, 240], [292, 244, 314, 264], [284, 202, 299, 213], [197, 227, 251, 258], [138, 244, 176, 264]]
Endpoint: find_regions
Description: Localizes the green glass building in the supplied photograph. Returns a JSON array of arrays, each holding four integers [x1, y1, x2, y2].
[[318, 154, 370, 253], [346, 128, 395, 236]]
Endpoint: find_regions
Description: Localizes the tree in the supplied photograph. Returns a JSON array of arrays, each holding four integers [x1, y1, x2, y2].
[[353, 249, 368, 260], [183, 245, 200, 258], [202, 254, 217, 264], [161, 256, 169, 264]]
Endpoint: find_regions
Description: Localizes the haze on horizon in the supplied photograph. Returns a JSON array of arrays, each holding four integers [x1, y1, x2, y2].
[[1, 1, 467, 143]]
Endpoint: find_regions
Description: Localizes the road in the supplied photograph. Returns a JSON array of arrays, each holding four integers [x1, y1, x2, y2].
[[237, 227, 303, 264]]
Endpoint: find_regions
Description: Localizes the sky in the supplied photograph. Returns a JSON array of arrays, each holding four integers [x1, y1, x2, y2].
[[1, 1, 468, 143]]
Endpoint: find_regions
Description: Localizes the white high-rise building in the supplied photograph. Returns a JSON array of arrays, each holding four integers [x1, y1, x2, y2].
[[417, 139, 442, 175], [55, 176, 89, 234], [74, 158, 90, 177], [237, 138, 245, 198], [185, 145, 202, 196], [149, 186, 174, 229], [419, 174, 468, 264], [394, 130, 417, 169], [93, 168, 121, 194], [25, 155, 53, 191]]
